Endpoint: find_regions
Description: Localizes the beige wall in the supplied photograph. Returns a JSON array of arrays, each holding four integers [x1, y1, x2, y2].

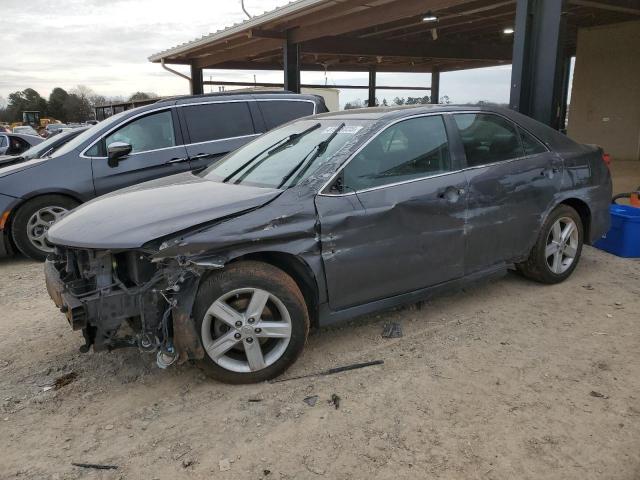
[[568, 20, 640, 161]]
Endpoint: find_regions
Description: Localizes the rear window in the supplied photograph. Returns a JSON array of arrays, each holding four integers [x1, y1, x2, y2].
[[519, 127, 547, 156], [182, 102, 255, 143], [259, 100, 315, 130]]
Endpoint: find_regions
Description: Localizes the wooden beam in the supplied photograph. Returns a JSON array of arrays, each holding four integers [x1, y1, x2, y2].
[[248, 29, 287, 39], [201, 80, 432, 91], [301, 36, 512, 60], [194, 39, 282, 68], [289, 0, 475, 43], [569, 0, 640, 15]]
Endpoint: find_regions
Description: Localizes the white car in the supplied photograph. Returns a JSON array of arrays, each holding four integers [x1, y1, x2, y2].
[[12, 125, 38, 136]]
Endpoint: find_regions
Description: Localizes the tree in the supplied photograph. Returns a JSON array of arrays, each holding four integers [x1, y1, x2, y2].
[[63, 93, 92, 122], [344, 99, 365, 110], [6, 88, 47, 122], [439, 95, 452, 104], [128, 91, 158, 102], [48, 87, 69, 121], [381, 98, 388, 107], [393, 97, 406, 105]]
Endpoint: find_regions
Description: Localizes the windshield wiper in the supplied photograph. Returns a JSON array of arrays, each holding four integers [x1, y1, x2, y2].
[[223, 122, 321, 184], [277, 122, 345, 189]]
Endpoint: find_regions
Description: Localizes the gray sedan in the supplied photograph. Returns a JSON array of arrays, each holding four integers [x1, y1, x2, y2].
[[45, 105, 612, 383], [0, 133, 43, 156]]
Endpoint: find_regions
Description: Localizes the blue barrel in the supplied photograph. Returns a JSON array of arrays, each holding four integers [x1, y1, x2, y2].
[[594, 204, 640, 258]]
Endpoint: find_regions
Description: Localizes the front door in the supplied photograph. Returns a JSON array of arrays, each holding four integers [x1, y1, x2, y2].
[[452, 112, 564, 273], [92, 109, 190, 196], [316, 115, 467, 311]]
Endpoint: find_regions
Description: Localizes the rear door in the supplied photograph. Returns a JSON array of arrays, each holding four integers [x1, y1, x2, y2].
[[316, 114, 467, 310], [453, 112, 563, 273], [257, 99, 316, 130], [178, 101, 259, 171], [90, 108, 190, 196]]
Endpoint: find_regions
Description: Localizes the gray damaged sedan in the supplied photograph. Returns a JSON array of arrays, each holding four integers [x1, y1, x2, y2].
[[45, 105, 611, 383]]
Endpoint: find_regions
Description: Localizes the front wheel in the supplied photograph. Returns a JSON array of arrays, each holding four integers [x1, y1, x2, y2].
[[517, 204, 584, 284], [11, 195, 78, 261], [193, 261, 309, 384]]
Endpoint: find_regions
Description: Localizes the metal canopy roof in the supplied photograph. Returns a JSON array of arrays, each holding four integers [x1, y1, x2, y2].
[[149, 0, 639, 73]]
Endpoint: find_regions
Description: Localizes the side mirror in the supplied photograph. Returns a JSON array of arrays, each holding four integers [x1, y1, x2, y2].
[[107, 141, 132, 167]]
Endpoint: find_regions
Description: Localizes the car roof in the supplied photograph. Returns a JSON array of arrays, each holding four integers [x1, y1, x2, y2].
[[155, 90, 323, 106], [4, 133, 42, 141], [315, 104, 579, 151]]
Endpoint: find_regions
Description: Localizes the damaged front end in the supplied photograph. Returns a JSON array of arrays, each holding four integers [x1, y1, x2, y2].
[[44, 246, 205, 367]]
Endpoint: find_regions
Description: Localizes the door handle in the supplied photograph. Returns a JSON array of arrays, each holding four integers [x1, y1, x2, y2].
[[190, 153, 210, 160], [166, 157, 189, 164]]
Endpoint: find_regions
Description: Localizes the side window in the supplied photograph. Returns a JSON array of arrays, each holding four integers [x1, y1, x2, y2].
[[182, 102, 254, 143], [105, 110, 175, 154], [453, 113, 524, 167], [259, 101, 315, 130], [343, 115, 451, 191], [85, 141, 103, 157], [0, 136, 6, 148], [519, 127, 547, 156]]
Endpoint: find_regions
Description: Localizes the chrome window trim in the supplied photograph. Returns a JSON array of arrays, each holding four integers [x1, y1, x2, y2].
[[81, 98, 317, 159], [79, 105, 175, 159], [318, 112, 454, 196], [319, 110, 551, 197]]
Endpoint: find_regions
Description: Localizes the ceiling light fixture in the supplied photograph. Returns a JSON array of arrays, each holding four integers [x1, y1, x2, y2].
[[422, 11, 438, 22], [503, 27, 514, 34]]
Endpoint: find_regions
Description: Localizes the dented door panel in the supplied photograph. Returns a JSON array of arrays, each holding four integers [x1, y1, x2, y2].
[[316, 172, 468, 311]]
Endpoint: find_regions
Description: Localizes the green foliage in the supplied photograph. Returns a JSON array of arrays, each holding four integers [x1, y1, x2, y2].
[[48, 87, 69, 121]]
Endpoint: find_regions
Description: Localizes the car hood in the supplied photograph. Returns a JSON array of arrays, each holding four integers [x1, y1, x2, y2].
[[47, 172, 282, 249]]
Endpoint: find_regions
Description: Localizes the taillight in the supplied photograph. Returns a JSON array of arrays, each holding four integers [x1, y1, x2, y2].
[[602, 152, 611, 167]]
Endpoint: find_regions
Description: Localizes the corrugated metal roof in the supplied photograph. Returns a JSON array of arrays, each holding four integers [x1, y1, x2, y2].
[[148, 0, 330, 62]]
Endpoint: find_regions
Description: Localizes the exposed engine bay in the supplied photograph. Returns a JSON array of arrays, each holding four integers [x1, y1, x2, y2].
[[45, 247, 206, 368]]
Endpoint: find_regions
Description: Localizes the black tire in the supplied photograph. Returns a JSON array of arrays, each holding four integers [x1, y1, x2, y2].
[[193, 261, 310, 384], [516, 204, 584, 284], [11, 195, 79, 261]]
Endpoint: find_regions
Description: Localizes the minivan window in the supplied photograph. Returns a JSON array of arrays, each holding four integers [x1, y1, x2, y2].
[[0, 136, 6, 148], [519, 127, 547, 156], [454, 113, 524, 167], [202, 119, 369, 189], [105, 110, 175, 154], [343, 115, 451, 191], [182, 102, 255, 143], [53, 108, 129, 158], [259, 100, 315, 130]]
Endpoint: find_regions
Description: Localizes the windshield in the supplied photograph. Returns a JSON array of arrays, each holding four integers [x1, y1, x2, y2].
[[19, 128, 84, 160], [50, 108, 131, 158], [201, 119, 369, 189]]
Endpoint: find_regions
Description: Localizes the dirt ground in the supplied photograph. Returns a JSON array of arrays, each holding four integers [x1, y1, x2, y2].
[[0, 245, 639, 480]]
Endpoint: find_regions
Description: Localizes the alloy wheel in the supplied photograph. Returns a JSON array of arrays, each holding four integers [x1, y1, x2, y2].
[[26, 206, 69, 253], [545, 216, 579, 275], [201, 287, 293, 373]]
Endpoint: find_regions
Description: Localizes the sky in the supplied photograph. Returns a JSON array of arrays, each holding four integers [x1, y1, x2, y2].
[[1, 0, 514, 108]]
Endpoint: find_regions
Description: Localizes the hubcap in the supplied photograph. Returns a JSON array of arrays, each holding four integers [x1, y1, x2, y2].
[[201, 288, 292, 373], [546, 216, 579, 275], [26, 206, 69, 253]]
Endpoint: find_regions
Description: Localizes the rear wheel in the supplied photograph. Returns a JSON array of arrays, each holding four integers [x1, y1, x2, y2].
[[193, 261, 309, 384], [11, 195, 78, 261], [517, 204, 584, 284]]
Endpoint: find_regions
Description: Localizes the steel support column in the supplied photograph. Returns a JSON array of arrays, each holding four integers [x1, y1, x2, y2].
[[368, 66, 377, 107], [509, 0, 567, 129], [190, 62, 204, 95], [430, 69, 440, 104], [284, 31, 301, 93]]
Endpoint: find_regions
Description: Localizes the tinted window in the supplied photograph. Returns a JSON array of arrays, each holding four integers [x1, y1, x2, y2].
[[454, 113, 524, 167], [105, 110, 175, 154], [0, 136, 6, 147], [519, 127, 547, 156], [183, 102, 254, 143], [343, 115, 450, 191], [259, 100, 315, 130]]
